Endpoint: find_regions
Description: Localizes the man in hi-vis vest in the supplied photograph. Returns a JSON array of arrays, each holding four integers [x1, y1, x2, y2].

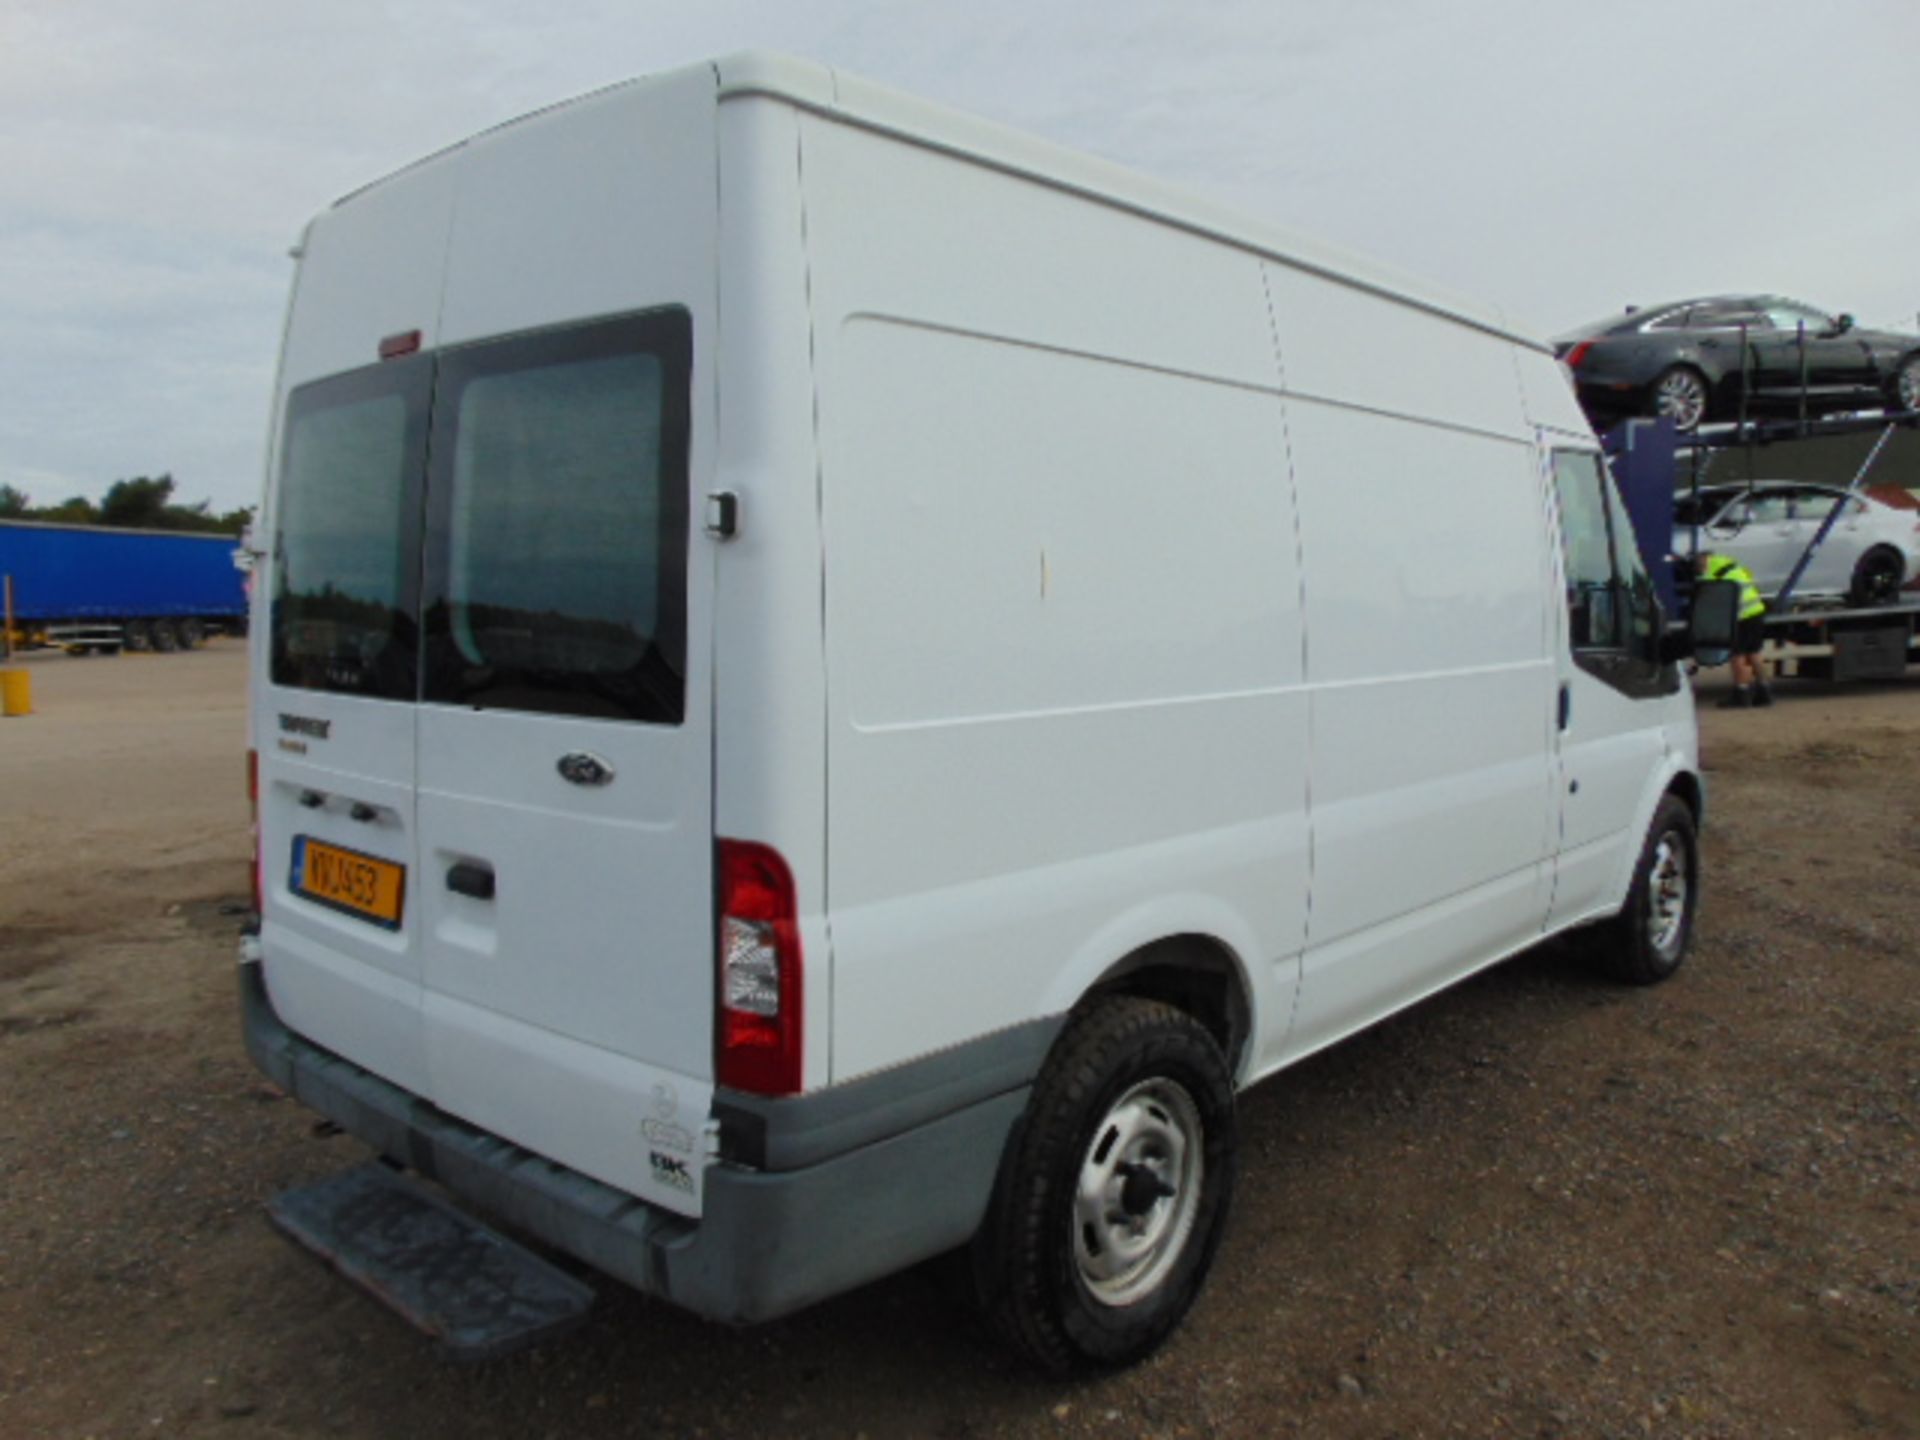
[[1697, 551, 1770, 708]]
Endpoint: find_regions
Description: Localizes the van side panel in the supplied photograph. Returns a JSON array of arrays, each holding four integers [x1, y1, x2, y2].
[[1263, 264, 1558, 1063], [799, 116, 1309, 1083]]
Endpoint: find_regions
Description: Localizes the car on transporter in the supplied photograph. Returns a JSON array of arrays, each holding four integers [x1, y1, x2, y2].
[[1672, 482, 1920, 606], [1556, 296, 1920, 432]]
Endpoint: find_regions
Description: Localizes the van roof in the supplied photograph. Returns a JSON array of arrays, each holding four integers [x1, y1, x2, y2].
[[322, 51, 1546, 354]]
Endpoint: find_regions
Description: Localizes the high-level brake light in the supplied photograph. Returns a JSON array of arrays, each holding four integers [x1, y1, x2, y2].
[[378, 330, 422, 360]]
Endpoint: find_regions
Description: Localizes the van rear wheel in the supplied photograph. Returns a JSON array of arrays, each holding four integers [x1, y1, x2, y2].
[[970, 996, 1236, 1373], [1592, 795, 1698, 986]]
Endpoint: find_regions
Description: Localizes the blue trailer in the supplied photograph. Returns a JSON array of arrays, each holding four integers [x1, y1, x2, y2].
[[0, 520, 249, 653]]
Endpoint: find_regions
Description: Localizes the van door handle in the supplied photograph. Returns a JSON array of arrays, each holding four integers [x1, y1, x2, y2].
[[1557, 683, 1571, 732], [446, 862, 495, 900]]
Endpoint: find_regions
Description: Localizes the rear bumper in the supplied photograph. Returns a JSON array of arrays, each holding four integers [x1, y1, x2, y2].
[[240, 959, 1044, 1323]]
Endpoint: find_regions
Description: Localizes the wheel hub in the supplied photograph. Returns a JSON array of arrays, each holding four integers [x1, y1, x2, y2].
[[1648, 832, 1688, 957], [1073, 1078, 1205, 1307], [1116, 1159, 1176, 1217]]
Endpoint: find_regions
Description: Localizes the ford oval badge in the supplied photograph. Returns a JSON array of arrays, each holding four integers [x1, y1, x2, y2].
[[557, 752, 615, 787]]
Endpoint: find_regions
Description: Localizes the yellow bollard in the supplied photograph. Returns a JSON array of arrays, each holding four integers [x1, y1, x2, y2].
[[0, 668, 31, 717]]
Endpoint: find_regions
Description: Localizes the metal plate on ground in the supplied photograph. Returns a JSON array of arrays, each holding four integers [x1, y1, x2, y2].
[[268, 1163, 595, 1361]]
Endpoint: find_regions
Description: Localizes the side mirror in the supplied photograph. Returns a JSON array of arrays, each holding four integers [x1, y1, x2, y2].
[[1688, 578, 1741, 667], [1831, 312, 1855, 337]]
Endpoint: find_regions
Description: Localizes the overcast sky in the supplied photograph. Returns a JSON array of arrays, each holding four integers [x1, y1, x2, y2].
[[2, 0, 1913, 513]]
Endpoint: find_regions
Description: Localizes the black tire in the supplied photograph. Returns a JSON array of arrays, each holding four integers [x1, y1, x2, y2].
[[1649, 366, 1710, 431], [151, 620, 180, 653], [1848, 547, 1905, 607], [1592, 795, 1698, 986], [122, 621, 152, 653], [970, 996, 1237, 1373], [176, 618, 204, 650]]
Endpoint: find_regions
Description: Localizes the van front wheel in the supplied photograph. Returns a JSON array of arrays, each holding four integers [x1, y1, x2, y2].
[[1594, 795, 1698, 986], [972, 996, 1237, 1373]]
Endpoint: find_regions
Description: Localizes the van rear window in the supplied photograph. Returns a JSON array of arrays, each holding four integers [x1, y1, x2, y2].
[[270, 357, 430, 700], [266, 309, 691, 723], [422, 310, 691, 724]]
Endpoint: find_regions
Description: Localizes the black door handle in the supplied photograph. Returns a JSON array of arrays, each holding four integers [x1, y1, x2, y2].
[[446, 862, 495, 900], [1558, 683, 1572, 732]]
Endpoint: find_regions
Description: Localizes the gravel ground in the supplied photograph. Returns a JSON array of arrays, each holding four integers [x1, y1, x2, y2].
[[0, 643, 1914, 1439]]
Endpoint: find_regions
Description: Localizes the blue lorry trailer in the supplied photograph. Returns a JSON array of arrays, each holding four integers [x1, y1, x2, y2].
[[0, 520, 249, 654]]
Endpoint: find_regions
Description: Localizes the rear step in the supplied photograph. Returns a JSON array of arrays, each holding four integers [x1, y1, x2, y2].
[[269, 1163, 596, 1361]]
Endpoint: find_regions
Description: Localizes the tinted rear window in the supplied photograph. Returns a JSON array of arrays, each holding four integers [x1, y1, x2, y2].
[[423, 309, 692, 724], [268, 308, 691, 723], [270, 357, 430, 700]]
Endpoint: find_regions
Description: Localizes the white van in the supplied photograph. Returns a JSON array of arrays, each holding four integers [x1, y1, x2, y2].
[[242, 54, 1721, 1371]]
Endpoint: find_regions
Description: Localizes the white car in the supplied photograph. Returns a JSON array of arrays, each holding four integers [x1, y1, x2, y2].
[[1673, 482, 1920, 605]]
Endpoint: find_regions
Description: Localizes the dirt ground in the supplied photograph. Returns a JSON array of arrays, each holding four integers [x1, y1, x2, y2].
[[0, 643, 1914, 1439]]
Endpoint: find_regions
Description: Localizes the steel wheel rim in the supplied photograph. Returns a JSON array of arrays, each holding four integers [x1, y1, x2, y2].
[[1072, 1077, 1205, 1308], [1656, 372, 1706, 430], [1899, 363, 1920, 413], [1648, 832, 1688, 958]]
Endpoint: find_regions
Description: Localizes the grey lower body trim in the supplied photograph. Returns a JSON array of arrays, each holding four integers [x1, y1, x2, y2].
[[714, 1014, 1062, 1170], [240, 962, 1032, 1323]]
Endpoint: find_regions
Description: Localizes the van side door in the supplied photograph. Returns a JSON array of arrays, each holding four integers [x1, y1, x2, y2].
[[1546, 446, 1674, 927]]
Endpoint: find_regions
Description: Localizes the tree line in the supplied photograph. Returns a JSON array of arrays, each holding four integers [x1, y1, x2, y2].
[[0, 475, 254, 535]]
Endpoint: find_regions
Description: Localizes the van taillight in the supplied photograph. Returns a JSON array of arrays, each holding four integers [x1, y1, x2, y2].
[[716, 839, 803, 1096], [247, 748, 262, 920], [1564, 341, 1593, 370]]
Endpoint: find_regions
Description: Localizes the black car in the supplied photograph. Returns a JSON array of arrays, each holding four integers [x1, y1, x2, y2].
[[1555, 295, 1920, 431]]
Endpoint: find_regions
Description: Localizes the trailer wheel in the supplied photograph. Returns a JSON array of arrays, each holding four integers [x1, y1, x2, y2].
[[1848, 547, 1905, 607], [151, 620, 180, 653], [970, 996, 1237, 1373], [1592, 795, 1698, 986], [122, 621, 152, 652], [176, 618, 204, 650]]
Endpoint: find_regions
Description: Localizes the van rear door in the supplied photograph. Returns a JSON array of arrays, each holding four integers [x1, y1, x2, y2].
[[257, 165, 457, 1098], [411, 77, 720, 1217]]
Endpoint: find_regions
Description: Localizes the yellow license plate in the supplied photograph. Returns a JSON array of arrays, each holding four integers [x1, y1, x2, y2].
[[291, 837, 406, 929]]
